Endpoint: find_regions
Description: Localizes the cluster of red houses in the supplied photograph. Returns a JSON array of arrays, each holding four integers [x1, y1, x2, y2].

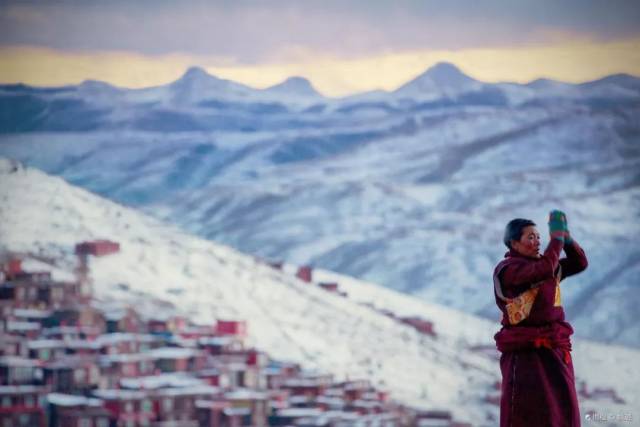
[[0, 243, 470, 427]]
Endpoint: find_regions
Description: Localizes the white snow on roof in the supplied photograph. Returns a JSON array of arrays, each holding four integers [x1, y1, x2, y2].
[[148, 347, 200, 359], [120, 373, 204, 389], [92, 389, 147, 400], [0, 385, 45, 394], [28, 339, 66, 349], [20, 258, 76, 282], [13, 308, 52, 319], [47, 392, 103, 407], [224, 388, 269, 400]]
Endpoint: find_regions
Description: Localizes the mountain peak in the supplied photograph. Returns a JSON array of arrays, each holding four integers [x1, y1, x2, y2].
[[417, 62, 475, 86], [179, 66, 217, 83], [265, 76, 322, 97], [78, 79, 118, 92], [394, 62, 478, 97]]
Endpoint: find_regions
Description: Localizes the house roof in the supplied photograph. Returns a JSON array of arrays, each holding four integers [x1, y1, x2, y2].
[[92, 389, 148, 400], [0, 356, 41, 367], [47, 392, 103, 407], [0, 385, 46, 395], [148, 347, 200, 359], [120, 373, 204, 390]]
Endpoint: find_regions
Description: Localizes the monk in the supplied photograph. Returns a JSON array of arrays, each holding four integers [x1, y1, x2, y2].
[[494, 210, 588, 427]]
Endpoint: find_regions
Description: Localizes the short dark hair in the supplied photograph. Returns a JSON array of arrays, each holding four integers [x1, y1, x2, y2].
[[504, 218, 536, 249]]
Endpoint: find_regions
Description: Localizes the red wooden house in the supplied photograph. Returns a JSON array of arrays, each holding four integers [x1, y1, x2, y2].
[[0, 385, 47, 427], [2, 258, 23, 280], [45, 304, 106, 334], [319, 282, 339, 292], [152, 385, 221, 424], [0, 334, 28, 358], [0, 356, 42, 385], [97, 333, 158, 355], [1, 275, 80, 311], [198, 336, 245, 356], [47, 393, 110, 427], [27, 339, 67, 361], [196, 399, 252, 427], [223, 389, 269, 427], [295, 266, 312, 283], [342, 379, 372, 402], [179, 324, 217, 340], [98, 353, 156, 389], [280, 373, 333, 401], [149, 347, 207, 373], [216, 320, 247, 337], [42, 325, 102, 341], [4, 320, 41, 339], [75, 240, 120, 257], [400, 316, 436, 336], [105, 307, 145, 334], [43, 356, 101, 393], [196, 368, 231, 389], [92, 389, 155, 427]]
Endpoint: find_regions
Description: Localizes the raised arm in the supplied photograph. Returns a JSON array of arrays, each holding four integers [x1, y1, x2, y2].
[[560, 240, 588, 280]]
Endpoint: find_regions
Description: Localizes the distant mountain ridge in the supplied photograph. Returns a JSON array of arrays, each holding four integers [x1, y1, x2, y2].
[[1, 63, 639, 349]]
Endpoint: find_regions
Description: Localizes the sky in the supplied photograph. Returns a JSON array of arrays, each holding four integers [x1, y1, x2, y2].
[[1, 0, 640, 96]]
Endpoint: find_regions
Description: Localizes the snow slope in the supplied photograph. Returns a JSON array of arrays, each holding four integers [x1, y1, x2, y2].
[[1, 159, 639, 426]]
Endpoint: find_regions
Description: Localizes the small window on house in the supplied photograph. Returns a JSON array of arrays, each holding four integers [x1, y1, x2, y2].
[[142, 399, 152, 412], [125, 401, 134, 413], [24, 395, 34, 407], [162, 397, 173, 412], [122, 363, 135, 376], [79, 418, 91, 427], [18, 414, 31, 426], [74, 368, 87, 383], [1, 396, 11, 407], [96, 418, 109, 427]]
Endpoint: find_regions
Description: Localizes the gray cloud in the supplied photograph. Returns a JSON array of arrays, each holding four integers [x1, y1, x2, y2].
[[1, 0, 639, 62]]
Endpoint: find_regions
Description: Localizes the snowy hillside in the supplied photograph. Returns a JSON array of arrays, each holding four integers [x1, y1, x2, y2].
[[0, 63, 639, 350], [1, 160, 639, 426]]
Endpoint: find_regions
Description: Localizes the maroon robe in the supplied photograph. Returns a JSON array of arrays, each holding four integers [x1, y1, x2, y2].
[[494, 239, 588, 427]]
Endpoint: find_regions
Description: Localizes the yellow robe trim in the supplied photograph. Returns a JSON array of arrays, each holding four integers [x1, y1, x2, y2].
[[554, 277, 562, 307]]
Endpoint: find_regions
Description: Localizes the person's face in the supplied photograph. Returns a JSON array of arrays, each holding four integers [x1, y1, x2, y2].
[[511, 225, 541, 258]]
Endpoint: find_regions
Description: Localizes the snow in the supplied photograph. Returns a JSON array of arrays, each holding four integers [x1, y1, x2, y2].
[[47, 392, 103, 406], [1, 159, 639, 425], [92, 389, 147, 400]]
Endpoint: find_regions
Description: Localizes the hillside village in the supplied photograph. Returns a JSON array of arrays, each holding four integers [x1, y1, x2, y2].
[[0, 239, 471, 427], [0, 159, 637, 427]]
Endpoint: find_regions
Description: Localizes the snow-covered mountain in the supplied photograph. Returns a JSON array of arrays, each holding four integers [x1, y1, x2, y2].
[[263, 76, 323, 100], [0, 63, 639, 350], [394, 62, 484, 100], [1, 159, 639, 425]]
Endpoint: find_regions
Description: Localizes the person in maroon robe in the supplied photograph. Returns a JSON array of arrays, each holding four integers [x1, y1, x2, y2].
[[494, 211, 588, 427]]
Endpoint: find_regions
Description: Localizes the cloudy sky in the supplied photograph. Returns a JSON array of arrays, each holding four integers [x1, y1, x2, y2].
[[1, 0, 639, 96]]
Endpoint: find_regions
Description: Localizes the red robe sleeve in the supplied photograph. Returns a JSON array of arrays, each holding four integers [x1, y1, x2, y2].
[[560, 240, 589, 280], [501, 239, 564, 287]]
